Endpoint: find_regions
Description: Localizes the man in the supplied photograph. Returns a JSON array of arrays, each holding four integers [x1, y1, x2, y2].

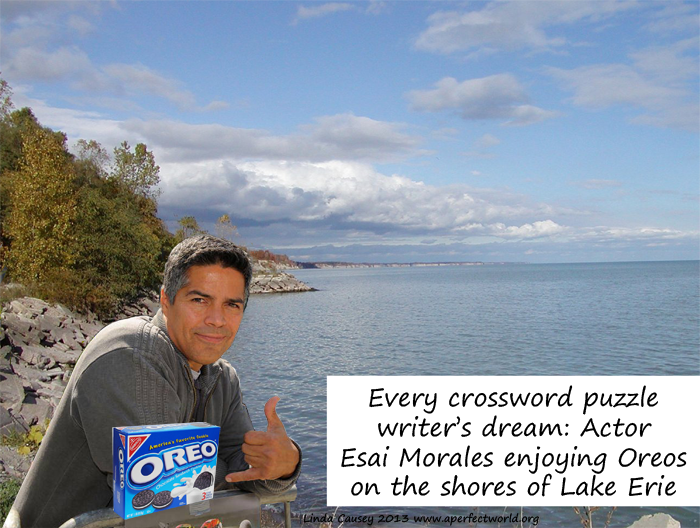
[[8, 235, 301, 528]]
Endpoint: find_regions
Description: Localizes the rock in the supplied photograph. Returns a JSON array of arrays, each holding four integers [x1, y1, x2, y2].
[[15, 297, 49, 316], [628, 513, 681, 528], [250, 272, 315, 294], [19, 393, 53, 426], [38, 314, 62, 334], [41, 367, 66, 379], [0, 346, 12, 371], [0, 415, 29, 437], [11, 362, 47, 384], [54, 303, 76, 319], [140, 297, 160, 315], [52, 342, 70, 352], [2, 312, 44, 347], [79, 321, 104, 340], [42, 347, 80, 365], [0, 405, 15, 430], [35, 381, 65, 401], [0, 446, 34, 479], [43, 305, 67, 320], [0, 372, 25, 406], [19, 345, 52, 368], [50, 326, 82, 350]]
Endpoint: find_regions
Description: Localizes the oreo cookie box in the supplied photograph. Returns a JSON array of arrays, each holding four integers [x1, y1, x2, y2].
[[113, 422, 220, 520]]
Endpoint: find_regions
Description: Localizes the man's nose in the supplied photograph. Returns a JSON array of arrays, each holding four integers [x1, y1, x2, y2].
[[204, 304, 226, 326]]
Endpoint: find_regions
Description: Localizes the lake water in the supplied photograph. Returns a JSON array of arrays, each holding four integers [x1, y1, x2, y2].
[[225, 261, 699, 527]]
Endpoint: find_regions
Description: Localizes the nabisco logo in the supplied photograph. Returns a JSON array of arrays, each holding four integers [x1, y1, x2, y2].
[[119, 434, 126, 450], [128, 434, 150, 461]]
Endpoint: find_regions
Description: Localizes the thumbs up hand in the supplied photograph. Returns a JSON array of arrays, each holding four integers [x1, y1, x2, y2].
[[225, 396, 300, 483]]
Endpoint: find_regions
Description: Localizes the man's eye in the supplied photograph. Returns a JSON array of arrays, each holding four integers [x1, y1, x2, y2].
[[192, 298, 205, 303], [228, 303, 241, 309]]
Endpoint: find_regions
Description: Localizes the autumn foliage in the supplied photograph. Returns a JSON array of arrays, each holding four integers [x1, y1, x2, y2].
[[0, 81, 175, 316]]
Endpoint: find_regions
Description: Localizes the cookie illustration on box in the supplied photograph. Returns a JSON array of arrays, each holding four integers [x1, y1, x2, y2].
[[131, 490, 155, 510], [152, 490, 173, 509], [194, 471, 213, 490]]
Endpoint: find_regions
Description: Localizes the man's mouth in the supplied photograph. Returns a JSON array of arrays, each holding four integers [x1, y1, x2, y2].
[[195, 333, 228, 343]]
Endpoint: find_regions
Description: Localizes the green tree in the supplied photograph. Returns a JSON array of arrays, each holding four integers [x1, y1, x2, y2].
[[215, 214, 240, 241], [4, 126, 77, 285], [0, 82, 175, 314], [67, 179, 163, 313], [0, 77, 15, 122], [175, 215, 204, 241], [0, 80, 16, 263], [110, 141, 161, 200], [74, 139, 109, 182]]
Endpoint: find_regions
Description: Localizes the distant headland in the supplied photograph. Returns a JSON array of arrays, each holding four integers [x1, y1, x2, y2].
[[291, 261, 525, 269]]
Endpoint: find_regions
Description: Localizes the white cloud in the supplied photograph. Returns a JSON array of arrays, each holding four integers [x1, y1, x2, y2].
[[630, 38, 698, 83], [277, 223, 699, 263], [1, 4, 226, 112], [464, 134, 501, 159], [548, 38, 698, 131], [0, 95, 423, 163], [67, 15, 94, 36], [102, 63, 204, 110], [12, 90, 128, 147], [575, 226, 698, 244], [3, 45, 228, 112], [493, 220, 568, 239], [0, 1, 82, 23], [5, 46, 97, 83], [550, 64, 682, 109], [414, 1, 635, 55], [572, 179, 623, 190], [475, 134, 501, 149], [407, 75, 558, 125], [121, 113, 424, 163], [365, 2, 388, 16], [644, 3, 700, 34], [293, 3, 355, 24], [157, 157, 568, 243]]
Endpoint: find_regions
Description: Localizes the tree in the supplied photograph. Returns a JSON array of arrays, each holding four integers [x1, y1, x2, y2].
[[0, 80, 16, 262], [68, 179, 163, 313], [110, 141, 161, 200], [4, 125, 77, 285], [0, 77, 15, 122], [215, 214, 240, 241], [175, 216, 204, 241], [74, 139, 109, 181]]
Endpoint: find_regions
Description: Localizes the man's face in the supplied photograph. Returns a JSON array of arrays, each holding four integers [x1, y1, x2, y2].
[[161, 264, 246, 371]]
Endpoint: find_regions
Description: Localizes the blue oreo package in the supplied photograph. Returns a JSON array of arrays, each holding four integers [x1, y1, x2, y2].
[[113, 423, 220, 520]]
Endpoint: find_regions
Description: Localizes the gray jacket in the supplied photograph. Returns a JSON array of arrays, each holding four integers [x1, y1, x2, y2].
[[10, 310, 300, 527]]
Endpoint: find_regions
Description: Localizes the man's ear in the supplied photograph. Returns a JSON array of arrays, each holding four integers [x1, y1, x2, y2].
[[160, 287, 171, 316]]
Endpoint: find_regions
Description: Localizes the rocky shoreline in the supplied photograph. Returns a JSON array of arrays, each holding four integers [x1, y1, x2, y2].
[[0, 296, 103, 482], [251, 271, 316, 294]]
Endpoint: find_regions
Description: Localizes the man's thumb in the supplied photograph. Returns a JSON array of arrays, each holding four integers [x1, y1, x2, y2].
[[264, 396, 284, 430]]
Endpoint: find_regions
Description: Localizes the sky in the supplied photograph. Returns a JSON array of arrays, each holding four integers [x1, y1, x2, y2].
[[1, 0, 698, 263]]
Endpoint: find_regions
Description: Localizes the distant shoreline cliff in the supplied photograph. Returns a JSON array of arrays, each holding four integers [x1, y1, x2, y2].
[[292, 261, 525, 269]]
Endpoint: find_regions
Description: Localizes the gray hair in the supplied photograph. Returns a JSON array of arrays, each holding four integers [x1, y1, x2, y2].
[[162, 234, 253, 307]]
